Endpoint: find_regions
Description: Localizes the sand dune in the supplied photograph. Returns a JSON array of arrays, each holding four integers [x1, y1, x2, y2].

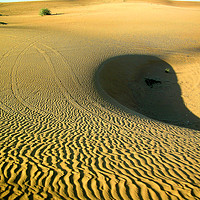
[[0, 1, 200, 199]]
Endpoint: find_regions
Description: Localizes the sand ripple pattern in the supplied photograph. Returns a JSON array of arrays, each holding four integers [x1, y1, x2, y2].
[[0, 25, 200, 200]]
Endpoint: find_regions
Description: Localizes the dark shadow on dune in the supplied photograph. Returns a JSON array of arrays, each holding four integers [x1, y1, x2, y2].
[[95, 54, 200, 131], [51, 13, 65, 16]]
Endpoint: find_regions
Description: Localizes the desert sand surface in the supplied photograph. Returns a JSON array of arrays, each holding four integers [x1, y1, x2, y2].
[[0, 0, 200, 199]]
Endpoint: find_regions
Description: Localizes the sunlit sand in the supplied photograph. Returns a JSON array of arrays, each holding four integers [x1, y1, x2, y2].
[[0, 0, 200, 199]]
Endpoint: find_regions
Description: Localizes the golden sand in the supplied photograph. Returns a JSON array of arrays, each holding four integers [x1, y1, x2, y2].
[[0, 0, 200, 199]]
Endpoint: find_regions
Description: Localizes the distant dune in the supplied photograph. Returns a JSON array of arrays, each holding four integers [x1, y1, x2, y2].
[[0, 0, 200, 199]]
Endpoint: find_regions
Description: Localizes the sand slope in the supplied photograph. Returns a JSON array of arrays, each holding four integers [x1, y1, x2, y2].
[[0, 1, 200, 199]]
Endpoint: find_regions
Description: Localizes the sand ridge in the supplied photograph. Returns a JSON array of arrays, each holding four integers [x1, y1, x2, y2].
[[0, 1, 200, 199]]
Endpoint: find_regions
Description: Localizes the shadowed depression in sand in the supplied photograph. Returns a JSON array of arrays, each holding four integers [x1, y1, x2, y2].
[[0, 0, 200, 199], [97, 55, 200, 130]]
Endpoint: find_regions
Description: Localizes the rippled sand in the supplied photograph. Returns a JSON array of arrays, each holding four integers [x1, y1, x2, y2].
[[0, 1, 200, 199]]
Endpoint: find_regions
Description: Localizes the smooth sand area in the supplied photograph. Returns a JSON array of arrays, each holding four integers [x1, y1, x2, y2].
[[0, 0, 200, 199]]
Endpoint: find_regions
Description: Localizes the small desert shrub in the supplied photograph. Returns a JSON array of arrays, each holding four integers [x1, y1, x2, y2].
[[165, 68, 170, 73], [0, 22, 7, 25], [39, 8, 51, 16]]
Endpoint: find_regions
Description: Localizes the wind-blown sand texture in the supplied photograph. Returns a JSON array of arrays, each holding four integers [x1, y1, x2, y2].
[[0, 0, 200, 199]]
